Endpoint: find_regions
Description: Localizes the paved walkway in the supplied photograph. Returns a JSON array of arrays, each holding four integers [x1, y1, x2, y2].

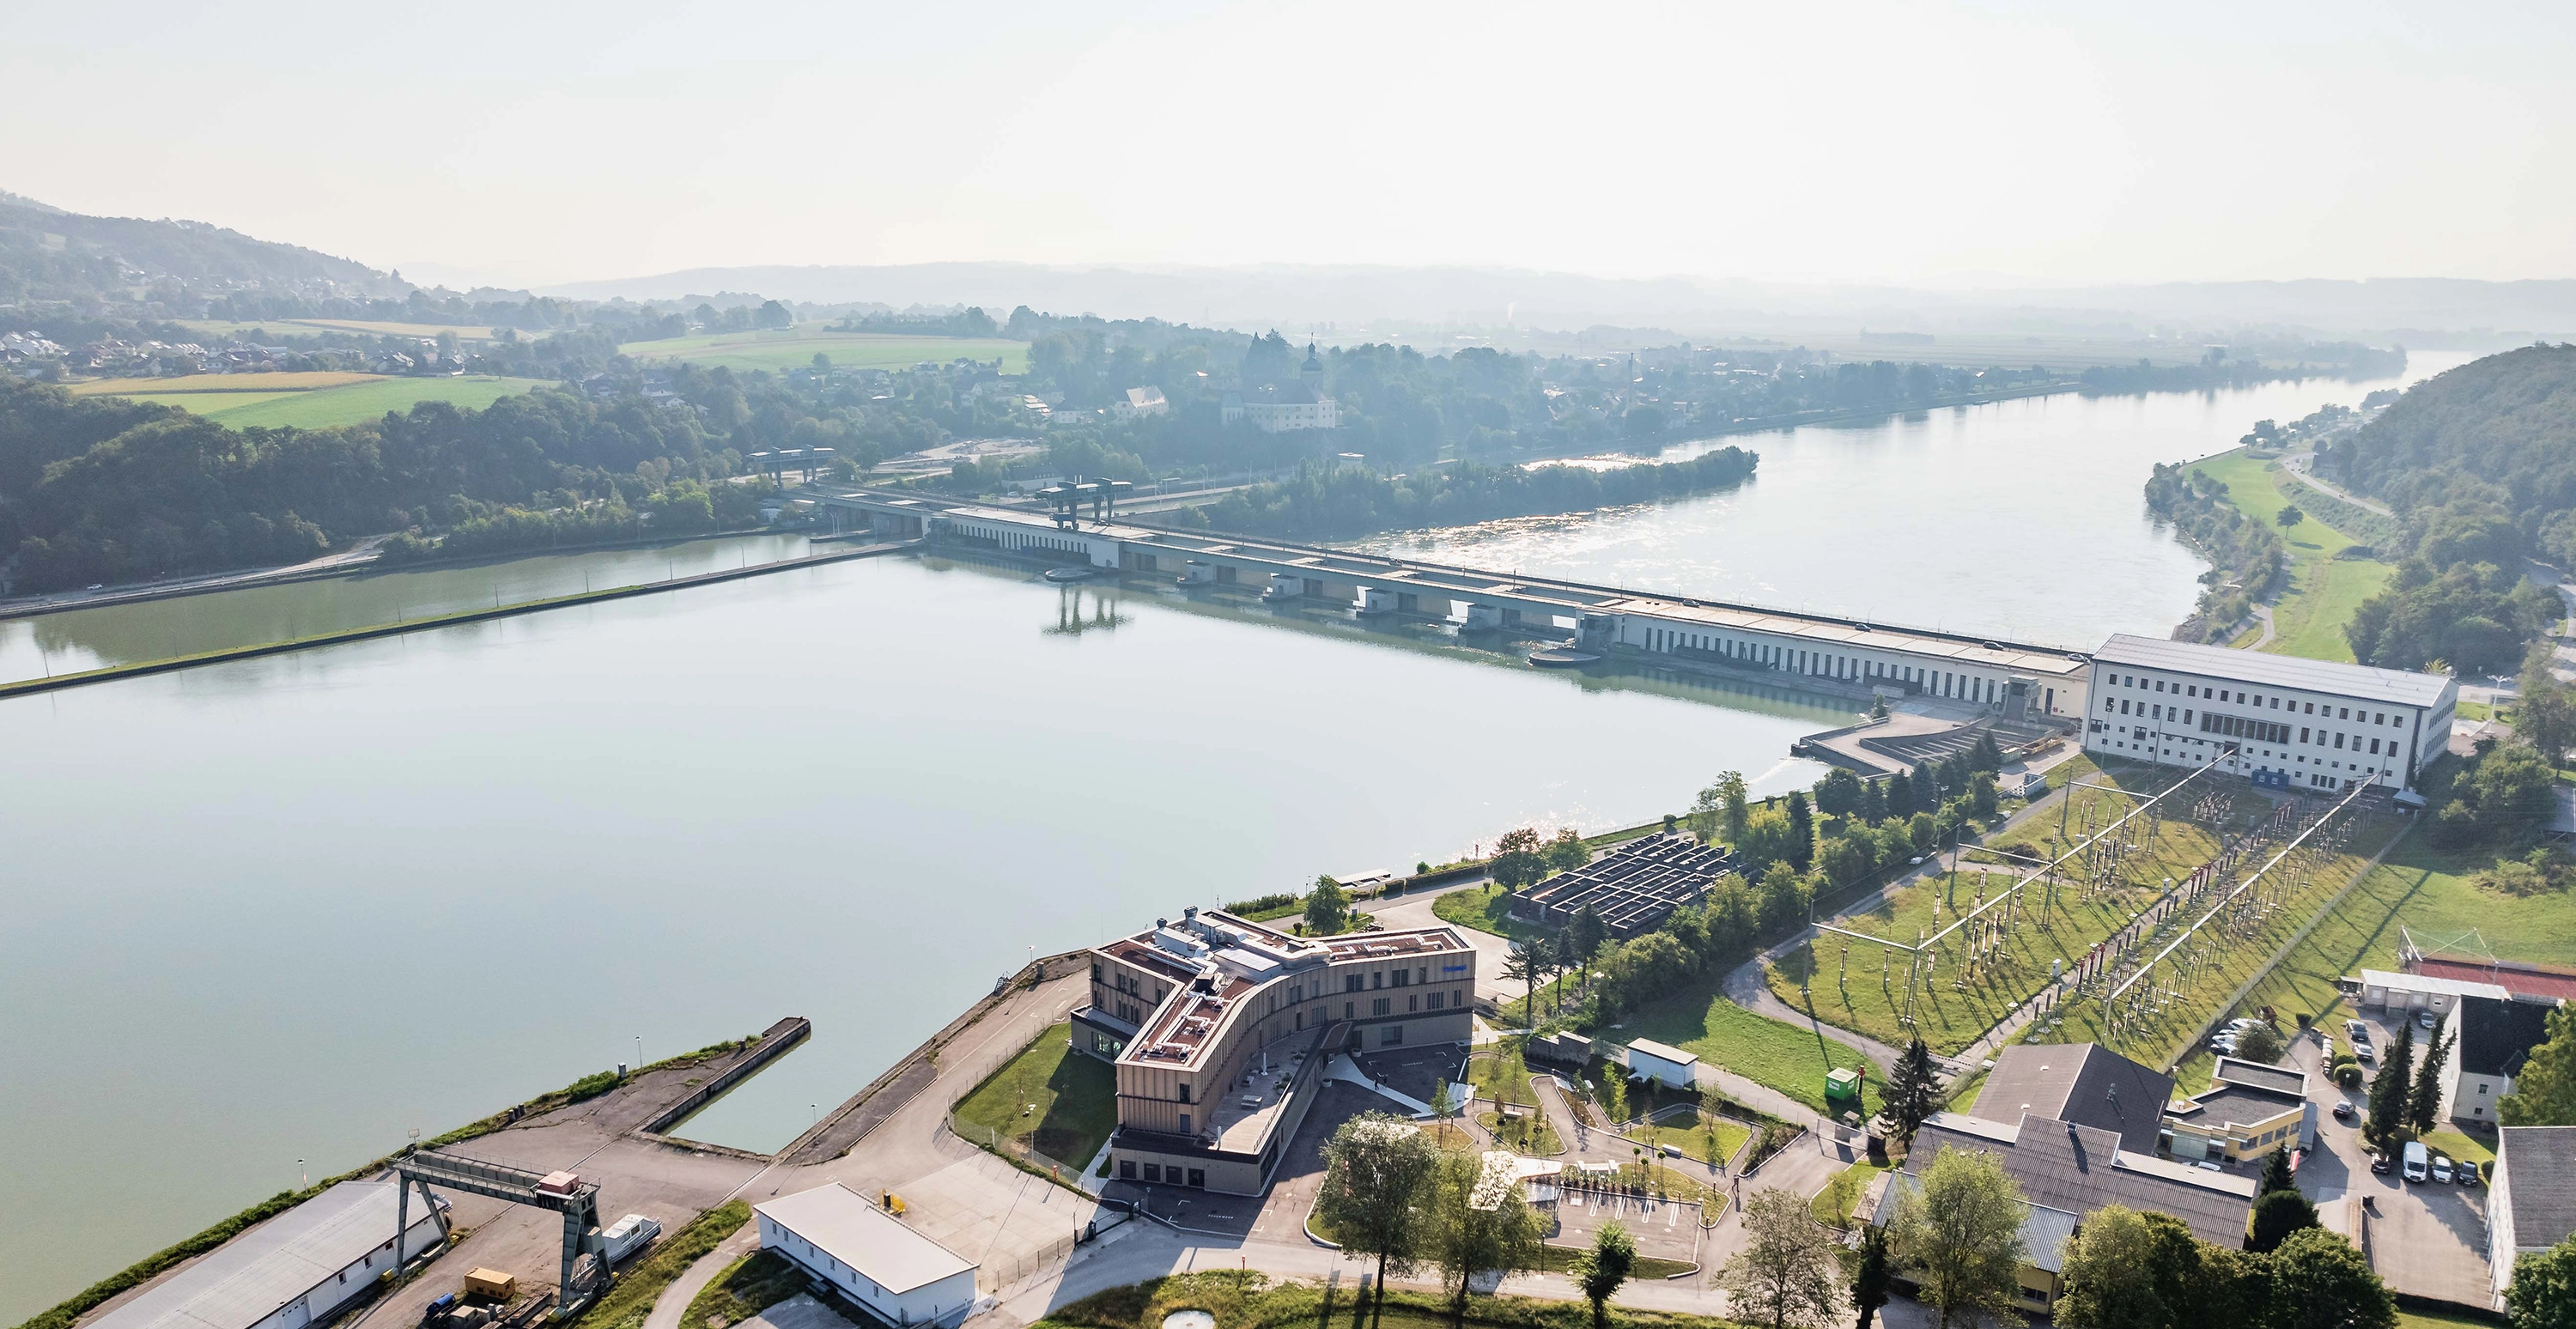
[[2247, 604, 2277, 649], [643, 1225, 759, 1329], [2281, 452, 2394, 517]]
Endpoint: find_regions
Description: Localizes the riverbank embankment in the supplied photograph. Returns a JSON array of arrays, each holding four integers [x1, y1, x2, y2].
[[0, 541, 910, 700]]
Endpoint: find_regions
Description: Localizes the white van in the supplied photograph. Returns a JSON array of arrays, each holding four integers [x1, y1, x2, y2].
[[602, 1214, 662, 1265], [2402, 1140, 2430, 1183]]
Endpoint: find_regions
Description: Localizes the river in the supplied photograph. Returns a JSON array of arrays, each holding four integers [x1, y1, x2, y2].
[[0, 351, 2467, 1317], [1354, 353, 2473, 647]]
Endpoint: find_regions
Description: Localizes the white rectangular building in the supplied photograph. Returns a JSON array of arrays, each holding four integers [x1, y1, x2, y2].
[[2491, 1126, 2576, 1308], [1624, 1038, 1700, 1089], [755, 1184, 979, 1328], [89, 1181, 447, 1329], [2081, 634, 2456, 794]]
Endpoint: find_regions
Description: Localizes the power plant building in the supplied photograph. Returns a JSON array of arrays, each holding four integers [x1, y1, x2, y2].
[[2081, 634, 2455, 794]]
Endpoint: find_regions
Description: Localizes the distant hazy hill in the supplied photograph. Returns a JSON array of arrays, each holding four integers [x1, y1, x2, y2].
[[0, 191, 403, 306], [540, 262, 2576, 343]]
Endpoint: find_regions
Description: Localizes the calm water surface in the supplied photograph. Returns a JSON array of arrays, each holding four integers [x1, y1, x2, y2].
[[1354, 352, 2473, 646], [0, 354, 2471, 1314], [0, 555, 1840, 1317]]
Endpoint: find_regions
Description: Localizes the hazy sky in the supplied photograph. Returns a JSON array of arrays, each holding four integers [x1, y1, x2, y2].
[[8, 0, 2572, 289]]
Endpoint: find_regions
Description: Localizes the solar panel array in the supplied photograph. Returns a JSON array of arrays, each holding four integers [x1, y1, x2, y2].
[[1516, 833, 1737, 938]]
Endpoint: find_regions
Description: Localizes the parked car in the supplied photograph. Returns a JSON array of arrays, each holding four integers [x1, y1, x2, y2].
[[2419, 1009, 2439, 1030], [2460, 1161, 2484, 1186], [2228, 1017, 2267, 1032], [2354, 1041, 2375, 1063], [2433, 1154, 2456, 1183], [2333, 1101, 2357, 1122], [2345, 1019, 2368, 1042], [2196, 1161, 2226, 1173], [2404, 1141, 2430, 1183], [2370, 1150, 2393, 1175]]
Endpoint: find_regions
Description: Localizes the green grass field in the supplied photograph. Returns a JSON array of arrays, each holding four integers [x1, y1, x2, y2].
[[1432, 882, 1552, 944], [2189, 449, 2393, 663], [1630, 1109, 1753, 1166], [679, 1251, 804, 1329], [1810, 1159, 1892, 1229], [2233, 833, 2576, 1058], [619, 325, 1030, 374], [1767, 760, 2258, 1056], [951, 1021, 1117, 1170], [1478, 1108, 1564, 1156], [124, 376, 556, 428], [1622, 991, 1880, 1117]]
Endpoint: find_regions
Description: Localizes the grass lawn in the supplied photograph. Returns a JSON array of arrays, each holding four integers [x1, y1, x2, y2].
[[70, 370, 383, 394], [1037, 1270, 1738, 1329], [1468, 1042, 1537, 1106], [1769, 762, 2254, 1056], [2424, 1127, 2497, 1169], [620, 325, 1030, 374], [1631, 1109, 1752, 1167], [1530, 1245, 1698, 1280], [2035, 809, 2409, 1072], [1621, 990, 1880, 1117], [2396, 1309, 2503, 1329], [1810, 1160, 1891, 1229], [568, 1201, 750, 1329], [1478, 1108, 1564, 1156], [1431, 882, 1552, 944], [2188, 449, 2392, 664], [680, 1250, 804, 1329], [951, 1021, 1116, 1170], [2233, 834, 2576, 1066]]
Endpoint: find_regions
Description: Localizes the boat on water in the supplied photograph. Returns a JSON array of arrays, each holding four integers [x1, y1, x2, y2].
[[1042, 567, 1095, 583], [1527, 643, 1603, 668]]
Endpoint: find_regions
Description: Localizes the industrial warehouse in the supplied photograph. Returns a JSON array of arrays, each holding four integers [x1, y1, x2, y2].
[[88, 1182, 449, 1329]]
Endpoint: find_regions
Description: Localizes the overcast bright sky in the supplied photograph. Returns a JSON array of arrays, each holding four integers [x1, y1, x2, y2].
[[7, 0, 2571, 289]]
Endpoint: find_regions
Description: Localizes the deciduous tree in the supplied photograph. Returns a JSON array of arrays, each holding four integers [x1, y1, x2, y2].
[[1305, 876, 1350, 935], [2500, 1004, 2576, 1126], [1491, 828, 1546, 892], [1572, 1221, 1637, 1329], [1886, 1146, 2029, 1329], [2506, 1235, 2576, 1329], [2263, 1228, 2394, 1329], [1425, 1148, 1544, 1328], [1316, 1114, 1437, 1329], [1721, 1186, 1845, 1329]]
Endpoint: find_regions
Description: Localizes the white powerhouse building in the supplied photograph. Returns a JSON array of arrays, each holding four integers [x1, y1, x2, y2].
[[2080, 634, 2456, 795]]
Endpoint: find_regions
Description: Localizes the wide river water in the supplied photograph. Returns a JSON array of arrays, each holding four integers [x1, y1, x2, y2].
[[0, 351, 2467, 1315]]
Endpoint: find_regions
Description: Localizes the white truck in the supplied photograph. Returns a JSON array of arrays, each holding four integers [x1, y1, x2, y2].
[[602, 1214, 662, 1265]]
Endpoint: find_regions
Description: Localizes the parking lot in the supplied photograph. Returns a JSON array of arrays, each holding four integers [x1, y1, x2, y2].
[[2293, 1010, 2494, 1308]]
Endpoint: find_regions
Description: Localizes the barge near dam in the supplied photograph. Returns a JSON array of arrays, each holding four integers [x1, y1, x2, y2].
[[815, 487, 2096, 727]]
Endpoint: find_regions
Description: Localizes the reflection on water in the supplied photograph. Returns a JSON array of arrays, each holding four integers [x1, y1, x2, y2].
[[0, 533, 815, 684]]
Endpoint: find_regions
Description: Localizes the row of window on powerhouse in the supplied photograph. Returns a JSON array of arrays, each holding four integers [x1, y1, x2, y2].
[[2099, 670, 2417, 727], [2089, 731, 2394, 786], [1643, 626, 2005, 701], [2098, 696, 2412, 762]]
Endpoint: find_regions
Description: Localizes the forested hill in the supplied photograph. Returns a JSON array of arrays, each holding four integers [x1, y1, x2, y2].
[[2311, 344, 2576, 672], [2319, 344, 2576, 563], [0, 192, 403, 306]]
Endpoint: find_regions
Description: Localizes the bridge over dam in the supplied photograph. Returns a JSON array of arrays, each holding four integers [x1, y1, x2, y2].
[[811, 488, 2093, 721]]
